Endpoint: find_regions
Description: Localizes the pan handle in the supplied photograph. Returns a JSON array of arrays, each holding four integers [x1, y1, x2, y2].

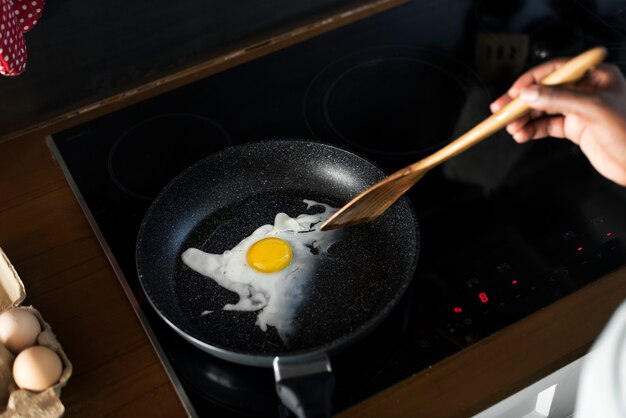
[[273, 354, 335, 418]]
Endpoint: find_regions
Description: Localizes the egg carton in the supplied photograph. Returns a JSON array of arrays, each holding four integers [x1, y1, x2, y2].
[[0, 248, 72, 417]]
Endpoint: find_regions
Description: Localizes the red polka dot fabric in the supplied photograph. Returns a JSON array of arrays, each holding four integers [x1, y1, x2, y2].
[[0, 0, 44, 76]]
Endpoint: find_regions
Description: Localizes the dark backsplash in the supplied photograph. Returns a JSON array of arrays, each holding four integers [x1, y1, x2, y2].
[[0, 0, 374, 137], [2, 0, 625, 140]]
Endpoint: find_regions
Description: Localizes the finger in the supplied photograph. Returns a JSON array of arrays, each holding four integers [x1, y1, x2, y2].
[[518, 85, 602, 117], [490, 93, 513, 113], [587, 63, 623, 87], [505, 115, 530, 135], [508, 58, 569, 97], [512, 116, 566, 143], [491, 97, 545, 117], [492, 58, 574, 113], [572, 63, 624, 91]]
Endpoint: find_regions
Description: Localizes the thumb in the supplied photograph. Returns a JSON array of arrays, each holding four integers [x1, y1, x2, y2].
[[519, 85, 601, 117]]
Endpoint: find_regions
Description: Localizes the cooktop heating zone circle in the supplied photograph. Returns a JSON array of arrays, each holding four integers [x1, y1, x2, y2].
[[107, 113, 232, 200], [304, 46, 490, 157]]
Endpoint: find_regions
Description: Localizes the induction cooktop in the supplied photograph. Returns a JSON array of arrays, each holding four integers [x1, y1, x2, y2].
[[48, 0, 626, 416]]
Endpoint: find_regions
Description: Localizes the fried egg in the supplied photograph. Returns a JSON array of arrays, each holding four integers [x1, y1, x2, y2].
[[181, 200, 340, 341]]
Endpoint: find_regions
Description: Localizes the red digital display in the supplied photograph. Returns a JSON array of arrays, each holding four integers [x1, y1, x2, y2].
[[478, 292, 489, 303], [453, 307, 462, 314]]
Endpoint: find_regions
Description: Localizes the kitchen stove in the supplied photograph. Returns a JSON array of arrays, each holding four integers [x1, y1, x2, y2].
[[47, 0, 626, 416]]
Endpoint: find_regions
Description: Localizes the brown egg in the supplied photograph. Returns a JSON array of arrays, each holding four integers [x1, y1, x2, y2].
[[0, 308, 41, 353], [12, 346, 63, 392]]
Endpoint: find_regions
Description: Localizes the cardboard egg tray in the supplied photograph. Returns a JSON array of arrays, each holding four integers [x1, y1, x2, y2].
[[0, 248, 72, 417]]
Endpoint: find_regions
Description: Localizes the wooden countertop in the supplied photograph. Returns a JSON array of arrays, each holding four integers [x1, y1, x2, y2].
[[3, 129, 626, 418], [0, 133, 187, 417]]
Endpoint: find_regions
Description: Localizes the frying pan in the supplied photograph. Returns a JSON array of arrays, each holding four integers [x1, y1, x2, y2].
[[136, 140, 419, 417]]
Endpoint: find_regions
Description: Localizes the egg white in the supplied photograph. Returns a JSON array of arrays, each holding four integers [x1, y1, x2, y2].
[[181, 200, 340, 341]]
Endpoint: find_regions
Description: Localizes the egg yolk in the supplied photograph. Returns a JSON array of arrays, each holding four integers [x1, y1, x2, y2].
[[247, 237, 293, 273]]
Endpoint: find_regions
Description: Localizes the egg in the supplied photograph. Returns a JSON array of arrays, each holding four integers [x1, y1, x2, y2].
[[13, 346, 63, 392], [0, 308, 41, 353], [182, 199, 340, 340]]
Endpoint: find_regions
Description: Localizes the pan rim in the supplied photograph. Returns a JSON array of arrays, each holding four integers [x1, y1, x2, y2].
[[136, 138, 420, 367]]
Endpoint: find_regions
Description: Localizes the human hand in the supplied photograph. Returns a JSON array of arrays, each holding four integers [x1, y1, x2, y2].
[[490, 60, 626, 186]]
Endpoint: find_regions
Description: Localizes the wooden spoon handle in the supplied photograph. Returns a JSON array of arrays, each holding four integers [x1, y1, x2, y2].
[[412, 46, 608, 172]]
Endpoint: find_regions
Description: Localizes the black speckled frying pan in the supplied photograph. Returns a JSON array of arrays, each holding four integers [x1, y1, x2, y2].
[[136, 140, 418, 417]]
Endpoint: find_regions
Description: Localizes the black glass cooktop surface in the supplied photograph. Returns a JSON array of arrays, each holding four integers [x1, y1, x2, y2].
[[48, 0, 626, 416]]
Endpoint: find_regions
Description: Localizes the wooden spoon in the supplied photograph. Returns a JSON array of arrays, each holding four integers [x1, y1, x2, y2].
[[320, 46, 608, 231]]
